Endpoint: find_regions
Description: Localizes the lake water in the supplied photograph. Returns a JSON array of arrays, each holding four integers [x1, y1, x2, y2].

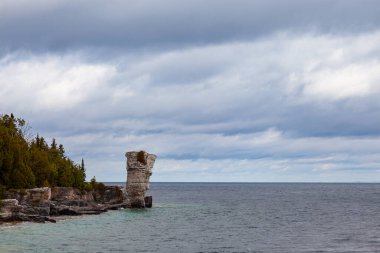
[[1, 183, 380, 252]]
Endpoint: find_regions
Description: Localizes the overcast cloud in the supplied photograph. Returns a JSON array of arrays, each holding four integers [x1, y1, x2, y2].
[[1, 0, 380, 182]]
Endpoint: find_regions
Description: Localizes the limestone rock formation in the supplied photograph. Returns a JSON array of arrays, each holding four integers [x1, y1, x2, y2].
[[51, 187, 94, 203], [5, 187, 51, 205], [1, 189, 55, 223], [0, 186, 127, 224], [0, 199, 22, 220], [125, 151, 156, 208], [0, 151, 156, 224]]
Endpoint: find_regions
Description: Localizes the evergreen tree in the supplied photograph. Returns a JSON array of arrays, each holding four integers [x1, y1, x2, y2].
[[0, 114, 88, 189], [0, 114, 35, 188], [81, 158, 86, 178], [51, 138, 57, 149], [58, 144, 65, 157]]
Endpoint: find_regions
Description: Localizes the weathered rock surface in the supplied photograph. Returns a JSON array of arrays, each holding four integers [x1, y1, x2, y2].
[[1, 150, 157, 224], [0, 185, 127, 224], [5, 187, 51, 205], [0, 198, 56, 223], [144, 196, 153, 208], [0, 199, 22, 219], [95, 186, 124, 204], [51, 187, 94, 202], [126, 151, 156, 208]]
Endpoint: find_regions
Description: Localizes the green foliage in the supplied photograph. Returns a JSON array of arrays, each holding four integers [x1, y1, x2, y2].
[[0, 114, 87, 189], [7, 188, 27, 195], [0, 186, 4, 198], [97, 182, 105, 192], [90, 176, 105, 193], [137, 150, 146, 165], [0, 185, 6, 207], [82, 182, 93, 192], [80, 158, 86, 180]]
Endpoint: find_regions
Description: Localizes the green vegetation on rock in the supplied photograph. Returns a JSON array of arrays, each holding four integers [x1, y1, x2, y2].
[[90, 176, 105, 193], [0, 114, 87, 190], [137, 150, 146, 165], [0, 185, 4, 207]]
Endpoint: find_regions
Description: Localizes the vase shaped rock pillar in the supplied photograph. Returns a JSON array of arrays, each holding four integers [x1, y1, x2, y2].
[[125, 151, 156, 208]]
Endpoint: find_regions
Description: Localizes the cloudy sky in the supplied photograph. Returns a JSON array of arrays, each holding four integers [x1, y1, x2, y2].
[[1, 0, 380, 182]]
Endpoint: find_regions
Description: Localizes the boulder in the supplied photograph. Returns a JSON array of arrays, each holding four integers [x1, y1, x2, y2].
[[0, 199, 22, 220], [94, 186, 124, 204], [27, 187, 51, 203], [4, 187, 51, 205], [144, 196, 152, 208]]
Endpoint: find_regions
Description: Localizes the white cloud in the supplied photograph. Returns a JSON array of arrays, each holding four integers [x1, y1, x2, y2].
[[3, 31, 380, 115], [283, 32, 380, 100], [0, 54, 115, 111], [2, 31, 380, 181], [301, 61, 380, 100], [110, 31, 380, 109]]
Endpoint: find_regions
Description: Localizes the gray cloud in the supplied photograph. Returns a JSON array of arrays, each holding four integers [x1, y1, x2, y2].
[[1, 0, 380, 54], [3, 32, 380, 137], [1, 1, 380, 181]]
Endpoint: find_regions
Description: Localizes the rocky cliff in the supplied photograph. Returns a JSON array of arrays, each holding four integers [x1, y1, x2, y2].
[[125, 151, 156, 208], [0, 186, 126, 223], [0, 150, 157, 224]]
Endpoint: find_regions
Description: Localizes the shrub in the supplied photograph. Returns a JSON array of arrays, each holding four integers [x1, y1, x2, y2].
[[8, 188, 27, 196], [95, 182, 106, 194], [0, 185, 4, 207], [83, 182, 93, 192], [137, 150, 146, 165], [90, 177, 106, 194], [0, 186, 4, 198]]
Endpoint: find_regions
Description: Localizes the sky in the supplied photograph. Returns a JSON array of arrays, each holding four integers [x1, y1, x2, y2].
[[1, 0, 380, 182]]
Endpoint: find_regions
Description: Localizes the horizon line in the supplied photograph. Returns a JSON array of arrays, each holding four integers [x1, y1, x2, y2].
[[102, 181, 380, 184]]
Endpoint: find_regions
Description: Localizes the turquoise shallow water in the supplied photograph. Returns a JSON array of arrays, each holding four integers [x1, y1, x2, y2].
[[1, 183, 380, 252]]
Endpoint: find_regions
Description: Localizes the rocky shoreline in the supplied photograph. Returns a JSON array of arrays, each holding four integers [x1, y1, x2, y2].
[[0, 186, 127, 224], [0, 150, 157, 225]]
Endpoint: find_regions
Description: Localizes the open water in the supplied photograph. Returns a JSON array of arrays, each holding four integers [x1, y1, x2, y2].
[[1, 183, 380, 252]]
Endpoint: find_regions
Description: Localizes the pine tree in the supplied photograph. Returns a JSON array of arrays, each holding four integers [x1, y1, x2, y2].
[[51, 138, 57, 149], [58, 144, 65, 157], [81, 158, 86, 180], [0, 114, 88, 189]]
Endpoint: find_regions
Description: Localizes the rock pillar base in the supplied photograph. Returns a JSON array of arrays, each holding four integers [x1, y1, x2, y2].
[[126, 151, 156, 208], [144, 196, 152, 208]]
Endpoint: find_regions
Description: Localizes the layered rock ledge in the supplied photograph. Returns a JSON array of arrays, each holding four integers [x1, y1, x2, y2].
[[0, 150, 157, 224], [0, 186, 126, 224]]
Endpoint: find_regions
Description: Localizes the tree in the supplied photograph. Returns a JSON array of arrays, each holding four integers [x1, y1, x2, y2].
[[0, 114, 35, 188], [29, 144, 55, 187], [58, 144, 65, 157], [51, 138, 57, 150], [81, 158, 86, 178], [0, 114, 87, 189]]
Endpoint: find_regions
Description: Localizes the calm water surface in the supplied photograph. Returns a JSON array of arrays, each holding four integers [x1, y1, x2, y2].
[[1, 183, 380, 252]]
